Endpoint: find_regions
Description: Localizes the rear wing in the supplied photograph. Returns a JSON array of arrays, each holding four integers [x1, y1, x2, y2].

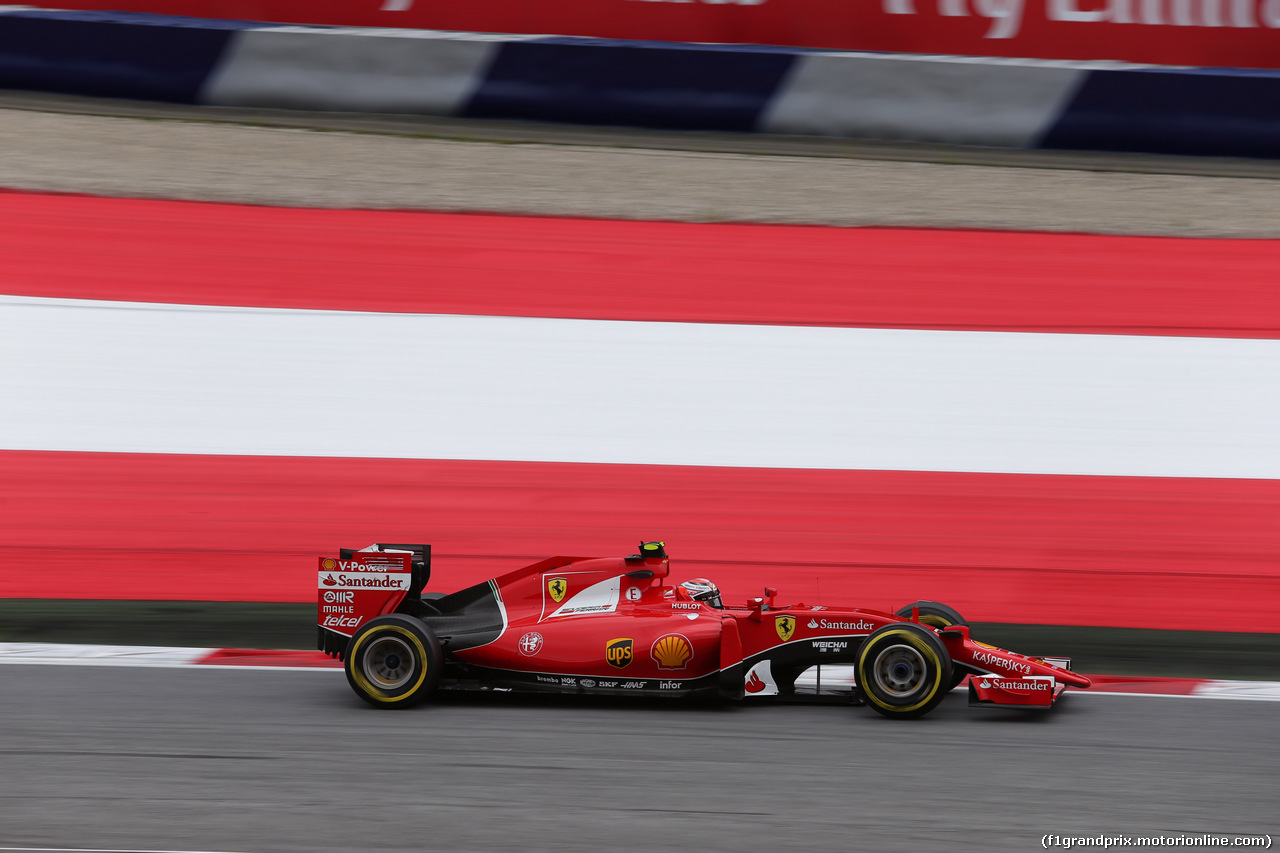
[[317, 543, 431, 659], [339, 543, 431, 596]]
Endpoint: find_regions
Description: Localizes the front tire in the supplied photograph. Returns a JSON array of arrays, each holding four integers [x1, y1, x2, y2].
[[856, 623, 953, 720], [345, 614, 442, 709], [895, 600, 966, 629], [893, 601, 968, 691]]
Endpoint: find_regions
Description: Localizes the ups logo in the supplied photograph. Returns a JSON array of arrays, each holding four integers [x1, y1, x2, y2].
[[606, 638, 634, 669]]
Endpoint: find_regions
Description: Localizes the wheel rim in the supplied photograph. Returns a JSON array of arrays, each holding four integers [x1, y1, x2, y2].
[[873, 643, 927, 698], [363, 635, 417, 689]]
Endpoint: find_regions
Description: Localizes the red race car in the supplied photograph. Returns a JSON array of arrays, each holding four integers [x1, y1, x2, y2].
[[318, 541, 1091, 719]]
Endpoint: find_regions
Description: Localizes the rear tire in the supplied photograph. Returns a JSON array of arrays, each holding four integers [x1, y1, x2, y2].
[[345, 614, 442, 709], [856, 623, 953, 720]]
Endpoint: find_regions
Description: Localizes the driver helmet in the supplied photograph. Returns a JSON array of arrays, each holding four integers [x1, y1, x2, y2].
[[677, 578, 723, 609]]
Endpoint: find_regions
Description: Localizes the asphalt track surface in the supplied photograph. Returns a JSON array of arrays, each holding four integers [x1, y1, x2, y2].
[[0, 665, 1277, 853]]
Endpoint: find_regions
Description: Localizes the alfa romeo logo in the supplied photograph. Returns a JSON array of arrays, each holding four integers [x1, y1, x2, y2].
[[518, 632, 544, 656], [775, 615, 796, 642]]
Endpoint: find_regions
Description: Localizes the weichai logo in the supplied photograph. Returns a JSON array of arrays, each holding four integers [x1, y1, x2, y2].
[[606, 638, 634, 669]]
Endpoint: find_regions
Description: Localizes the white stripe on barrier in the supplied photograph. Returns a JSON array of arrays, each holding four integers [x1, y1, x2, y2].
[[4, 296, 1280, 478], [201, 27, 498, 114], [1192, 680, 1280, 702], [762, 53, 1086, 147], [0, 643, 213, 667]]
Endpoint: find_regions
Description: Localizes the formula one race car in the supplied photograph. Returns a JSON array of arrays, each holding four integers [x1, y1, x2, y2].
[[318, 542, 1091, 719]]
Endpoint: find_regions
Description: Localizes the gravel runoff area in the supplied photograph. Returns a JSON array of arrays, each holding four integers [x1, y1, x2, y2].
[[1, 93, 1278, 237]]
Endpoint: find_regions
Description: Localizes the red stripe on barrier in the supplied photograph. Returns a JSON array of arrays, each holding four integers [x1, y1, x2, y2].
[[196, 648, 342, 667], [1081, 674, 1205, 695], [4, 192, 1280, 338], [3, 450, 1278, 631]]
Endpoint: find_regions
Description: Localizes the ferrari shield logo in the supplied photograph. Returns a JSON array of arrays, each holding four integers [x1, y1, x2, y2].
[[775, 615, 796, 642], [547, 577, 568, 603]]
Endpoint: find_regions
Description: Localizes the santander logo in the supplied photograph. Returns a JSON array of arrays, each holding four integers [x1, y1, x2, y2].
[[745, 671, 767, 694], [322, 574, 337, 586]]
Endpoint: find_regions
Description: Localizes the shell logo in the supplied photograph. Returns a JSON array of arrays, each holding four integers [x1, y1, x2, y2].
[[321, 558, 337, 571], [651, 633, 694, 670]]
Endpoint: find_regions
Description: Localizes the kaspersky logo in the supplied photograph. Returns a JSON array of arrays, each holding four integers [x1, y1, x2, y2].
[[775, 615, 796, 642], [547, 577, 568, 603], [606, 638, 634, 669]]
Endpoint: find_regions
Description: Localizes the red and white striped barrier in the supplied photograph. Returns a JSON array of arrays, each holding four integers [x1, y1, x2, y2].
[[3, 194, 1280, 633], [4, 643, 1278, 701]]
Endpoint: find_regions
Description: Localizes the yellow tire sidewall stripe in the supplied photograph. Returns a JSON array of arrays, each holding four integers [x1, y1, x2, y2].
[[858, 629, 943, 713], [349, 624, 430, 704]]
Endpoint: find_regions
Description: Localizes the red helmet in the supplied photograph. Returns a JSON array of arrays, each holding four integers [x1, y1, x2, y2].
[[676, 578, 723, 609]]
